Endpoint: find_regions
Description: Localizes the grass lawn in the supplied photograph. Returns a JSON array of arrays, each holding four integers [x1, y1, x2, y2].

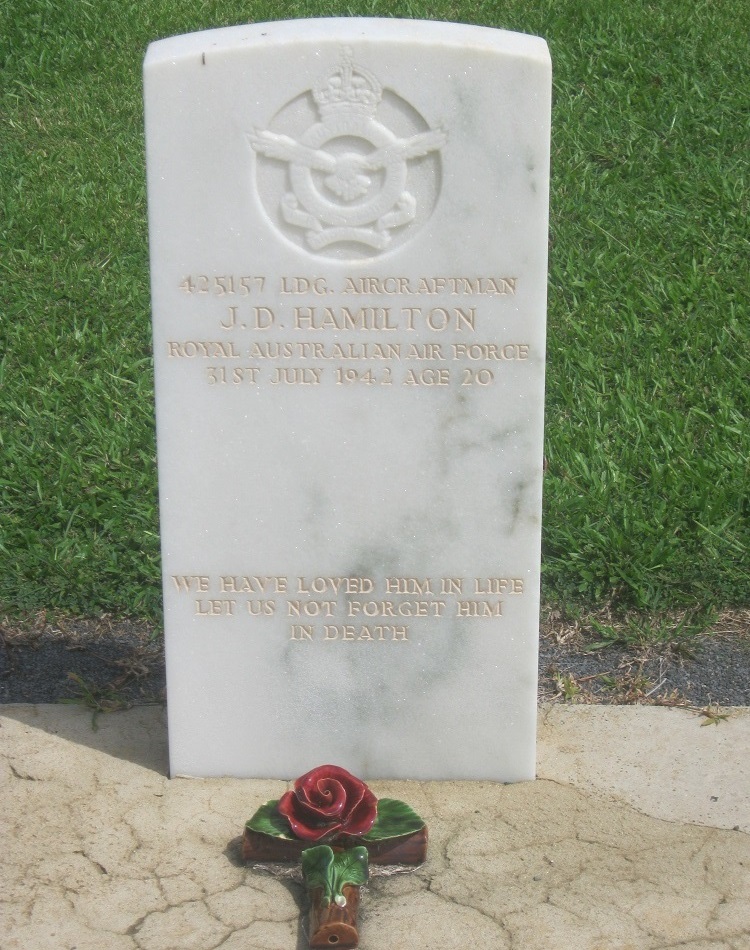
[[1, 0, 748, 631]]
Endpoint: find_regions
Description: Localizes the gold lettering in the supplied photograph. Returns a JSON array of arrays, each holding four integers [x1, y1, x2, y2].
[[287, 599, 336, 618], [293, 307, 398, 331], [221, 306, 237, 330], [341, 276, 412, 295], [455, 600, 503, 618], [280, 277, 329, 295], [403, 368, 451, 386], [167, 341, 240, 358], [220, 575, 287, 593], [385, 577, 434, 595], [414, 276, 517, 296], [472, 578, 524, 595], [384, 277, 410, 294], [253, 307, 274, 329], [406, 343, 445, 361], [290, 625, 314, 641], [426, 307, 449, 331], [323, 624, 409, 641], [399, 307, 476, 332], [348, 600, 446, 618], [441, 577, 463, 595], [172, 575, 209, 593], [294, 306, 315, 329], [269, 367, 323, 385], [296, 577, 374, 595], [451, 343, 530, 361], [454, 307, 476, 331], [401, 307, 420, 330], [194, 598, 236, 616]]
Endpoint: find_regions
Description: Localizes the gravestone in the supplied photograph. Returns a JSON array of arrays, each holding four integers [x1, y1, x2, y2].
[[144, 18, 551, 781]]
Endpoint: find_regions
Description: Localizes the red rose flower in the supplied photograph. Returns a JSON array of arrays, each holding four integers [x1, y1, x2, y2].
[[277, 765, 378, 842]]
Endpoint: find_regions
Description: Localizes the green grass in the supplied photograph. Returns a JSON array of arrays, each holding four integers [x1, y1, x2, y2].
[[1, 0, 748, 623]]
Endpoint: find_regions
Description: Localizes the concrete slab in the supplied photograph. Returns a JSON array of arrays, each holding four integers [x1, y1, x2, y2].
[[1, 703, 749, 950], [539, 704, 750, 833]]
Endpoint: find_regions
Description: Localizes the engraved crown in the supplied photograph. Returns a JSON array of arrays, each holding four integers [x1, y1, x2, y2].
[[313, 48, 382, 118]]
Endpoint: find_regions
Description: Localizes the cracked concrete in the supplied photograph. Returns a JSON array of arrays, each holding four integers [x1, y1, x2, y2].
[[1, 704, 748, 949]]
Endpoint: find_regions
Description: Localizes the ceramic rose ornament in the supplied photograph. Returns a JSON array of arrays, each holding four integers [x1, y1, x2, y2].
[[278, 765, 378, 840], [243, 764, 427, 948]]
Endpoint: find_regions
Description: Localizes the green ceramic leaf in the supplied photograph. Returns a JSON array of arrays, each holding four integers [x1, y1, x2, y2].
[[302, 845, 335, 904], [330, 846, 369, 898], [362, 798, 425, 841], [245, 800, 293, 839], [302, 846, 369, 905]]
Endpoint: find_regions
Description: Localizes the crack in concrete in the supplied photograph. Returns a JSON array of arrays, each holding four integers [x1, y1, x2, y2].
[[425, 876, 504, 927], [8, 761, 39, 781], [125, 910, 154, 937]]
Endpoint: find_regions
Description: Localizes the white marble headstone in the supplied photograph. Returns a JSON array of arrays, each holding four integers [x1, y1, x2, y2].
[[144, 19, 551, 781]]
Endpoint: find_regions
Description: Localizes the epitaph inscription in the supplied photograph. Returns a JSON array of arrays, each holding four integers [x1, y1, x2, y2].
[[145, 19, 551, 782]]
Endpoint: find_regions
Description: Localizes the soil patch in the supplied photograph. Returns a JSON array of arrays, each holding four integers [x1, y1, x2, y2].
[[539, 607, 750, 707], [0, 614, 165, 708]]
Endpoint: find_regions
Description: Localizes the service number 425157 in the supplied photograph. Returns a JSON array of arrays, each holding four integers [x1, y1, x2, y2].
[[179, 275, 265, 296]]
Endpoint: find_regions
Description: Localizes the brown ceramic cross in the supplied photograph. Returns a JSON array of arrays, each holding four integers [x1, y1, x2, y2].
[[242, 766, 427, 948]]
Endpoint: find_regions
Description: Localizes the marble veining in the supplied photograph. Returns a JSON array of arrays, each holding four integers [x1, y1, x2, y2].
[[144, 19, 551, 781]]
